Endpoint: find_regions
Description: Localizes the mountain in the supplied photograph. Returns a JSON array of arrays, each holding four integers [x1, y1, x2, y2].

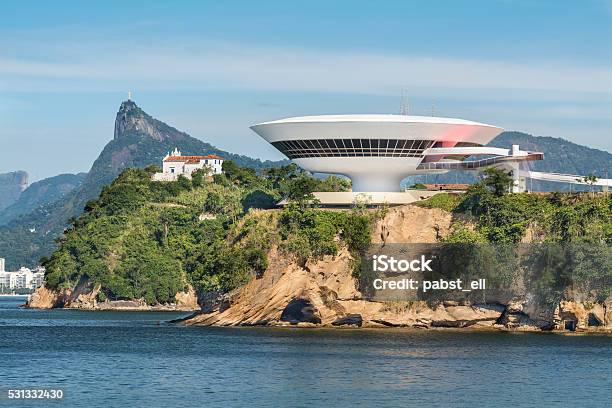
[[0, 171, 28, 211], [0, 172, 87, 226], [405, 131, 611, 190], [0, 100, 288, 270], [85, 100, 286, 201]]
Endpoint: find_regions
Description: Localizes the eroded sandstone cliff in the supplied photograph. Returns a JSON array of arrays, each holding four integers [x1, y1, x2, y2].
[[182, 204, 612, 332]]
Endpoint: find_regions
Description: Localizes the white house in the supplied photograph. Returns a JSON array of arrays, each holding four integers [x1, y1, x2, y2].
[[152, 148, 224, 181]]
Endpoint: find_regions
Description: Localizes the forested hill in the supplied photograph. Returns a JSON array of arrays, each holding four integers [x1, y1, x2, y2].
[[40, 164, 357, 305], [0, 172, 87, 226], [0, 100, 287, 270]]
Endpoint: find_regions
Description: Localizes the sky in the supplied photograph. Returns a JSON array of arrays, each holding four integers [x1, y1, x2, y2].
[[1, 0, 610, 181]]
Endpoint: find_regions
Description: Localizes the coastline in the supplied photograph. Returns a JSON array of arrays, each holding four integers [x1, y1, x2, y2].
[[24, 302, 200, 312], [20, 301, 612, 334], [173, 312, 612, 334], [176, 322, 612, 335], [25, 204, 611, 334], [24, 284, 200, 312]]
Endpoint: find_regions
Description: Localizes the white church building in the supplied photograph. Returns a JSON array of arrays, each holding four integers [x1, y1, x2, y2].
[[152, 148, 224, 181]]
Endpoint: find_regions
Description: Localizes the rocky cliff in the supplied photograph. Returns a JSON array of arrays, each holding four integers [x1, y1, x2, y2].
[[182, 205, 611, 332]]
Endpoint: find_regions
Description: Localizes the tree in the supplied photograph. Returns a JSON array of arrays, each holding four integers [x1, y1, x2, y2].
[[177, 175, 192, 191], [191, 169, 205, 187], [265, 163, 300, 189], [481, 167, 514, 196], [222, 160, 258, 187], [583, 174, 599, 198], [287, 174, 319, 205], [317, 175, 351, 192], [221, 160, 241, 179]]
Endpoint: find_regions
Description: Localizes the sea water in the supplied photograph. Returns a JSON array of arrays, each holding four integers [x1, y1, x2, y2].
[[0, 296, 610, 407]]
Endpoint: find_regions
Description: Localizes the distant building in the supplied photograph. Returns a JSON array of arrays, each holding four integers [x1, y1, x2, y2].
[[152, 148, 224, 181], [0, 263, 46, 291], [32, 266, 45, 288]]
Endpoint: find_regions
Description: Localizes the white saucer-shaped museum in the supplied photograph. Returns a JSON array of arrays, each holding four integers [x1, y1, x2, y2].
[[250, 114, 504, 192]]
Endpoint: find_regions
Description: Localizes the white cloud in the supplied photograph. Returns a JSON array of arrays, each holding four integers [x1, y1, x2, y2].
[[0, 41, 610, 97], [1, 39, 610, 156]]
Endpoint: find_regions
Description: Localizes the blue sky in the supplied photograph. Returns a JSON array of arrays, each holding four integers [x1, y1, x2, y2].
[[1, 0, 610, 180]]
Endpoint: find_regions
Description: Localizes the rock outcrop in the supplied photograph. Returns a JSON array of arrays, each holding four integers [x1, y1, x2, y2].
[[372, 205, 458, 244], [27, 284, 199, 311], [26, 202, 610, 333], [183, 204, 611, 332], [26, 285, 69, 309]]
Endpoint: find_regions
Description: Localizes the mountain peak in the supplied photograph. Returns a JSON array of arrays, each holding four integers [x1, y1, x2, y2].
[[114, 99, 163, 141], [118, 99, 139, 112]]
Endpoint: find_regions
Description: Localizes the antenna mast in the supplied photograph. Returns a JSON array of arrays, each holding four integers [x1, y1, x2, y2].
[[399, 89, 409, 115]]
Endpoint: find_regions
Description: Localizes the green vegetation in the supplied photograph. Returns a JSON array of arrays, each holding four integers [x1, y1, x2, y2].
[[417, 169, 611, 306], [419, 168, 610, 245], [480, 167, 514, 197], [416, 192, 462, 213], [42, 162, 368, 304], [441, 222, 487, 244]]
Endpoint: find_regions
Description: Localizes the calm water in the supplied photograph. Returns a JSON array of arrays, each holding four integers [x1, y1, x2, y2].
[[0, 296, 610, 408]]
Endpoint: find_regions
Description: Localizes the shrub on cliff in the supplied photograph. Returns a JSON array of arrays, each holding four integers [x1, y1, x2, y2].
[[416, 192, 461, 212], [279, 202, 373, 265]]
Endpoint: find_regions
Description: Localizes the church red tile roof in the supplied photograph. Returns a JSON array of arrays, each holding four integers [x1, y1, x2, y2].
[[164, 154, 223, 163]]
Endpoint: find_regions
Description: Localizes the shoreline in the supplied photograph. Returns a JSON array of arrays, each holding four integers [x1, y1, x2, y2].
[[172, 312, 612, 334], [23, 303, 199, 312], [182, 322, 612, 335], [193, 325, 612, 335], [18, 302, 612, 334]]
